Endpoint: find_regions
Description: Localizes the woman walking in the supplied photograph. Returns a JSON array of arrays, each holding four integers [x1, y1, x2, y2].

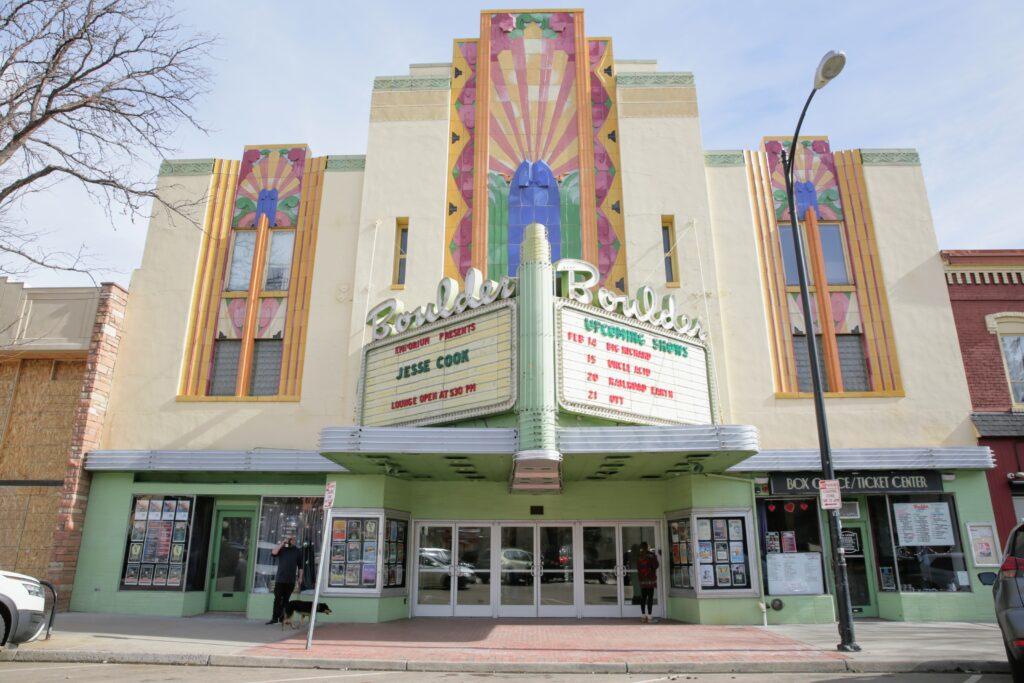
[[636, 541, 659, 623]]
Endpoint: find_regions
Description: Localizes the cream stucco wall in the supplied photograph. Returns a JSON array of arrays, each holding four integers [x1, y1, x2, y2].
[[101, 169, 365, 452], [705, 161, 975, 449]]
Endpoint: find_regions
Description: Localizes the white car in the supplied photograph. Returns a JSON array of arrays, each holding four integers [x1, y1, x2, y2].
[[0, 570, 48, 646]]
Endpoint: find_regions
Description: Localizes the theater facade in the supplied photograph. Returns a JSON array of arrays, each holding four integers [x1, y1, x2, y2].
[[69, 9, 998, 625]]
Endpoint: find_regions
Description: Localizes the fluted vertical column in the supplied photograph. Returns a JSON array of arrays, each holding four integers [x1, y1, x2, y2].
[[512, 223, 561, 491]]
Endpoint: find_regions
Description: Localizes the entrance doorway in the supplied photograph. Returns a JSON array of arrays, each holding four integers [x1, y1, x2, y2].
[[208, 509, 256, 612], [841, 521, 878, 618], [412, 521, 663, 618]]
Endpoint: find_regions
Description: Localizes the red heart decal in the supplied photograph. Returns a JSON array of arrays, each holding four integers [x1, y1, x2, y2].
[[767, 504, 776, 512], [799, 503, 809, 511], [784, 502, 795, 513]]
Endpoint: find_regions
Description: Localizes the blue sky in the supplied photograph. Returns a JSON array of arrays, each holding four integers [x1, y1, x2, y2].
[[14, 0, 1024, 286]]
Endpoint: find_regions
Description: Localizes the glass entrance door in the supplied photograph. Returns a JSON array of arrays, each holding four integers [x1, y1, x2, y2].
[[454, 525, 492, 616], [580, 523, 663, 618], [620, 524, 662, 618], [537, 525, 575, 616], [415, 524, 454, 616], [842, 521, 879, 618], [498, 525, 535, 616], [208, 510, 254, 612]]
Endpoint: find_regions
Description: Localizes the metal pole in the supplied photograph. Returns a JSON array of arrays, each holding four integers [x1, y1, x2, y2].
[[782, 88, 860, 652], [305, 508, 332, 650]]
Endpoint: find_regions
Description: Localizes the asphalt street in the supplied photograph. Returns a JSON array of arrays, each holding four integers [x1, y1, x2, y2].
[[0, 663, 1011, 683]]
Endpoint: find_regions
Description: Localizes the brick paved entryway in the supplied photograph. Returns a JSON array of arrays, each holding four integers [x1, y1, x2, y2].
[[249, 618, 846, 665]]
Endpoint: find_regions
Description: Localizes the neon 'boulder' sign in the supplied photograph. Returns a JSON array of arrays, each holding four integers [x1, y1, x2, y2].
[[366, 268, 516, 341], [555, 259, 707, 341]]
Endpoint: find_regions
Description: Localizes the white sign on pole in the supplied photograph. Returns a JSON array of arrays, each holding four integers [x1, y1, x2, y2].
[[555, 302, 713, 425], [359, 301, 516, 427], [818, 479, 842, 510]]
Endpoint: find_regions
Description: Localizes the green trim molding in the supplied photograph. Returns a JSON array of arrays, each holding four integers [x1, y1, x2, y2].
[[859, 148, 921, 166], [373, 76, 450, 91], [158, 159, 215, 177], [325, 155, 366, 172], [704, 150, 745, 167], [616, 72, 695, 88]]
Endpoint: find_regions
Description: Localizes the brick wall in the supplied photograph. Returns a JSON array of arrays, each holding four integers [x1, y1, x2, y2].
[[47, 283, 128, 610], [946, 281, 1024, 411]]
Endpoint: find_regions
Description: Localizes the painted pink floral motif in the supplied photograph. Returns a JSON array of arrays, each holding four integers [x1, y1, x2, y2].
[[830, 291, 849, 329], [257, 298, 282, 338], [227, 298, 247, 336], [589, 39, 620, 287], [764, 138, 843, 222], [452, 40, 477, 276]]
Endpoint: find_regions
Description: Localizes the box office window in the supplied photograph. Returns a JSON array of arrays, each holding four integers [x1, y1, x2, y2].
[[875, 493, 971, 593], [666, 510, 754, 594], [121, 495, 212, 591], [254, 497, 323, 593], [757, 498, 826, 595], [326, 511, 409, 592]]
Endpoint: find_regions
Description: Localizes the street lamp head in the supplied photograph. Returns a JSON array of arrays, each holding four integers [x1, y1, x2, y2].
[[813, 50, 846, 90]]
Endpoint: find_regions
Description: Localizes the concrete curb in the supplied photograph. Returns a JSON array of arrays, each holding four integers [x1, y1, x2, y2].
[[0, 649, 1011, 674]]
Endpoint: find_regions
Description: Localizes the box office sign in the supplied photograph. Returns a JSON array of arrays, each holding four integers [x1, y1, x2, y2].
[[359, 300, 516, 427], [770, 471, 943, 496], [555, 300, 713, 426]]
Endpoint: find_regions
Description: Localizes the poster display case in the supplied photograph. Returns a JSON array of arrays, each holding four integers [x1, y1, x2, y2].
[[665, 508, 758, 597], [120, 495, 195, 591], [325, 508, 409, 595]]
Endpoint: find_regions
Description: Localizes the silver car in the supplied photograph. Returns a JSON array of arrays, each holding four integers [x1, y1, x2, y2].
[[991, 523, 1024, 680]]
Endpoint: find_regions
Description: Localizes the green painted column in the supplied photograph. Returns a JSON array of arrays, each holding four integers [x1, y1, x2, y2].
[[512, 223, 562, 491]]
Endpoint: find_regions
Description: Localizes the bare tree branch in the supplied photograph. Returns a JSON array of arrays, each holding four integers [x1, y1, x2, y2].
[[0, 0, 215, 277]]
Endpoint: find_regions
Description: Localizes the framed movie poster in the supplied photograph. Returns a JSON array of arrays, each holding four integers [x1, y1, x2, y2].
[[967, 522, 1000, 567], [700, 564, 715, 587], [121, 495, 195, 591]]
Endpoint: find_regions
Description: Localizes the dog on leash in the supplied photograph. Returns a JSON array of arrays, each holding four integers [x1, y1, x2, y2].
[[282, 600, 333, 629]]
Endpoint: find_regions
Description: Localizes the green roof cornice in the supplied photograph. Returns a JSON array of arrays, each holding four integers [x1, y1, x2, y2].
[[158, 159, 215, 176], [325, 155, 366, 172], [616, 72, 695, 88], [373, 75, 450, 91], [704, 150, 745, 167], [859, 149, 920, 166]]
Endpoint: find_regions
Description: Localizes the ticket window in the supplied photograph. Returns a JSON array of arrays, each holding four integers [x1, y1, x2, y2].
[[757, 498, 827, 596]]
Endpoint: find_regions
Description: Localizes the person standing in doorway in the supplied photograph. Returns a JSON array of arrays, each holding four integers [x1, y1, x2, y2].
[[266, 529, 303, 625], [637, 541, 659, 623]]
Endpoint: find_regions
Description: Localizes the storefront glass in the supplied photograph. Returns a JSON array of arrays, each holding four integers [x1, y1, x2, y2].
[[120, 495, 195, 590], [666, 509, 755, 595], [880, 493, 971, 593], [756, 497, 826, 596], [254, 496, 323, 593]]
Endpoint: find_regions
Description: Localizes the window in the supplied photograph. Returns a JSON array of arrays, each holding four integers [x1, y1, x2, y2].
[[227, 231, 257, 291], [661, 217, 680, 287], [871, 494, 971, 593], [779, 225, 810, 287], [668, 518, 692, 589], [392, 218, 408, 287], [837, 334, 869, 391], [757, 498, 825, 595], [818, 224, 851, 285], [1000, 334, 1024, 404], [254, 497, 323, 593], [208, 339, 241, 395], [249, 339, 283, 396], [264, 230, 295, 291], [793, 334, 829, 393]]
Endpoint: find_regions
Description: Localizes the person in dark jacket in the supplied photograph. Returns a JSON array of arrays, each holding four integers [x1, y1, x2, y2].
[[266, 531, 303, 625], [636, 541, 659, 623]]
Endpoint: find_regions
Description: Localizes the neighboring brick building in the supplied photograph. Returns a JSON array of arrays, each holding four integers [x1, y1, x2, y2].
[[0, 278, 126, 609], [944, 250, 1024, 543]]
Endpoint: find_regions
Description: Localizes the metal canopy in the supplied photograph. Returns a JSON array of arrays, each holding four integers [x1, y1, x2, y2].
[[727, 446, 995, 472], [85, 449, 345, 472]]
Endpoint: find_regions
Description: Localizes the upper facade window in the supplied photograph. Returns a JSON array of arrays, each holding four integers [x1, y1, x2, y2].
[[750, 138, 902, 398], [179, 145, 325, 401], [987, 313, 1024, 409]]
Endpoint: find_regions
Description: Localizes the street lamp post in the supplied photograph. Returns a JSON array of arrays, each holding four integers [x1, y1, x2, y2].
[[780, 49, 861, 653]]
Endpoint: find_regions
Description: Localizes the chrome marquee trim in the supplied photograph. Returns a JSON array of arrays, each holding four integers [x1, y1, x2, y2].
[[86, 449, 345, 472], [728, 446, 995, 472]]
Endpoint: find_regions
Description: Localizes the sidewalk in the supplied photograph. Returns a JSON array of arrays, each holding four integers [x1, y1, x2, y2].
[[0, 612, 1009, 674]]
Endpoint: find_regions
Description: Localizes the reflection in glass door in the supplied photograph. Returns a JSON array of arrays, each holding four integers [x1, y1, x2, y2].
[[455, 525, 492, 616], [499, 525, 535, 616], [538, 525, 574, 616], [581, 525, 619, 616], [416, 524, 454, 616]]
